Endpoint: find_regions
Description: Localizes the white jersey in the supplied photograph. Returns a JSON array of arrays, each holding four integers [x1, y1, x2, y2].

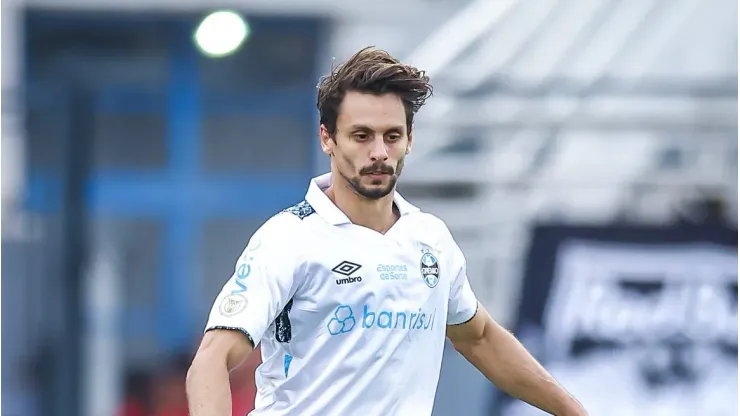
[[205, 173, 479, 416]]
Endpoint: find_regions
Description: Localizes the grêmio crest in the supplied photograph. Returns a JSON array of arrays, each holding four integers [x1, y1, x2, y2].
[[420, 247, 440, 288]]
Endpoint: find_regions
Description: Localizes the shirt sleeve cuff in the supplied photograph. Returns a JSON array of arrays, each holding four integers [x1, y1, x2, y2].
[[204, 325, 256, 348]]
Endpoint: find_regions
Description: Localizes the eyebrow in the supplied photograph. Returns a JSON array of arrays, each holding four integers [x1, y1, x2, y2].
[[350, 124, 405, 133]]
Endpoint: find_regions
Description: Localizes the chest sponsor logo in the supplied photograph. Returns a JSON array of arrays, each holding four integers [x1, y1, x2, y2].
[[327, 304, 436, 335], [377, 264, 409, 281], [332, 261, 363, 285]]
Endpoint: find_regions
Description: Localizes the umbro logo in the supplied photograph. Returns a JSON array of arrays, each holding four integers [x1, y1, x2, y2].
[[332, 261, 362, 276], [332, 261, 363, 285]]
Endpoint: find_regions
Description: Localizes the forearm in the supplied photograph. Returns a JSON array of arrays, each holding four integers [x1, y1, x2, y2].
[[455, 319, 585, 416], [186, 353, 233, 416]]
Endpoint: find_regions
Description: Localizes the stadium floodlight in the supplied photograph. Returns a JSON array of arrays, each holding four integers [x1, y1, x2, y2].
[[194, 10, 250, 58]]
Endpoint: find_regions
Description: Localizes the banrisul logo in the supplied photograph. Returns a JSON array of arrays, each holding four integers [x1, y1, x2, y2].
[[327, 305, 356, 335], [327, 304, 436, 335]]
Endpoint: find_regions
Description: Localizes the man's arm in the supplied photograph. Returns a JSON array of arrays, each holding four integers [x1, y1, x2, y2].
[[446, 303, 587, 416], [186, 329, 253, 415], [186, 213, 304, 415]]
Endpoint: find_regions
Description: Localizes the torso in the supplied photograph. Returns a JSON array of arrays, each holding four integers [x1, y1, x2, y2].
[[254, 209, 454, 416]]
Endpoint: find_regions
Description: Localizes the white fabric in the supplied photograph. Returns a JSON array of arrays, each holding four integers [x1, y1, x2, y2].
[[205, 173, 479, 416]]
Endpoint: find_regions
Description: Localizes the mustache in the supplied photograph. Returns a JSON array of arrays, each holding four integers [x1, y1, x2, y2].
[[359, 163, 395, 175]]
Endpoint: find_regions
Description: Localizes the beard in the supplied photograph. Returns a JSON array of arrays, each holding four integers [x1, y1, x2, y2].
[[340, 157, 405, 200]]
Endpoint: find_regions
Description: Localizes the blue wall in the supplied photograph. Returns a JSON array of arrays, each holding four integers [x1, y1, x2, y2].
[[25, 12, 320, 353]]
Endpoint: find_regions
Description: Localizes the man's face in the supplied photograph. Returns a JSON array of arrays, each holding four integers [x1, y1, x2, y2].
[[320, 91, 412, 200]]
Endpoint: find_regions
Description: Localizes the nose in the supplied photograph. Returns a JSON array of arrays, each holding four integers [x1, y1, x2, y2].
[[369, 136, 389, 162]]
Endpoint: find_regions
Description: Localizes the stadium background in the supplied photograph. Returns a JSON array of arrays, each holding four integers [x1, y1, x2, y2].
[[1, 0, 737, 415]]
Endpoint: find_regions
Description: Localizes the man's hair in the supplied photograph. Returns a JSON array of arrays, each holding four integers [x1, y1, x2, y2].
[[317, 46, 433, 137]]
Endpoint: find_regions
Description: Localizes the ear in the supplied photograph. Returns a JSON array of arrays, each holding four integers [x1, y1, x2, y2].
[[319, 125, 334, 156], [406, 130, 413, 155]]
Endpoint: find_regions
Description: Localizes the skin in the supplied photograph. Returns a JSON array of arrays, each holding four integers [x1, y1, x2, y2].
[[186, 91, 587, 416], [319, 91, 411, 235]]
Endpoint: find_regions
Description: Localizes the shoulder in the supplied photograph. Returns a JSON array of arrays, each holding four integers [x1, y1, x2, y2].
[[404, 211, 464, 261], [408, 212, 467, 272], [281, 200, 317, 220], [250, 200, 316, 248], [407, 211, 456, 242]]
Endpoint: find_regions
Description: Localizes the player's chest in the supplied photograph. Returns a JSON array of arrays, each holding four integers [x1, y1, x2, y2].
[[296, 227, 450, 308]]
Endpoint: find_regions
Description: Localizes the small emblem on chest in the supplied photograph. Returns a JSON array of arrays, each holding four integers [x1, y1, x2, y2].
[[420, 248, 440, 288]]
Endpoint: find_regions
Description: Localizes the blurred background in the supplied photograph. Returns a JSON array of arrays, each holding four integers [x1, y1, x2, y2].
[[1, 0, 737, 415]]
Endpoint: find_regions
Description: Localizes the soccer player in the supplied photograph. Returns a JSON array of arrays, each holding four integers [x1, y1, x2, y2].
[[186, 46, 587, 416]]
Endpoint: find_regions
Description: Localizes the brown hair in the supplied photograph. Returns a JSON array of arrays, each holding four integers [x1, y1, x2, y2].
[[317, 46, 433, 137]]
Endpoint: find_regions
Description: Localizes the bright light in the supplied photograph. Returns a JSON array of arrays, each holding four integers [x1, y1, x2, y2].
[[194, 11, 250, 58]]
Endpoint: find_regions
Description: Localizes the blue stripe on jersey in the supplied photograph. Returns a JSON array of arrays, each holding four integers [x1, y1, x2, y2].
[[284, 354, 293, 377]]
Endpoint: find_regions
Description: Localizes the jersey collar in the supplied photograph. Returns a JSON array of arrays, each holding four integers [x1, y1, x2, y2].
[[305, 173, 420, 226]]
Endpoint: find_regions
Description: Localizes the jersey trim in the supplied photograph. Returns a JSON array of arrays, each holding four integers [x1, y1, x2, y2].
[[282, 200, 316, 220], [206, 326, 255, 348], [447, 302, 479, 326]]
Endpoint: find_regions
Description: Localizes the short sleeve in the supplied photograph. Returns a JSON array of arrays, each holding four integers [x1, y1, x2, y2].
[[204, 213, 304, 346], [446, 240, 479, 325]]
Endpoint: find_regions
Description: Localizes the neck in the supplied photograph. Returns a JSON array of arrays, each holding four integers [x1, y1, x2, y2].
[[326, 176, 399, 234]]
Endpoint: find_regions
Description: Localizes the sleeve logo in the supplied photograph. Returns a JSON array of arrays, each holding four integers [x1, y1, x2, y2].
[[219, 294, 248, 316], [232, 238, 262, 294]]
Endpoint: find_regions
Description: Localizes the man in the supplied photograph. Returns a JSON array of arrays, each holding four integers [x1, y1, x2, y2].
[[186, 46, 587, 416]]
